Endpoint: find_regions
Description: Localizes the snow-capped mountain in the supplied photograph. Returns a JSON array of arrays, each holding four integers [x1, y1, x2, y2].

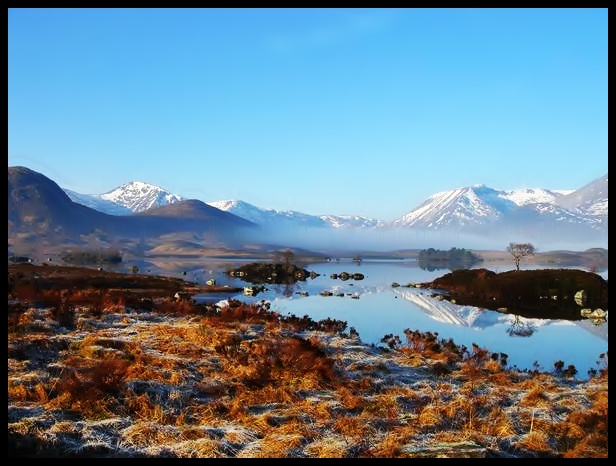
[[63, 188, 132, 215], [61, 172, 607, 250], [392, 174, 608, 237], [391, 185, 578, 230], [101, 181, 183, 212], [392, 185, 512, 230], [557, 173, 608, 218], [65, 181, 183, 214], [207, 200, 383, 229], [206, 200, 330, 228], [501, 187, 570, 206], [319, 214, 384, 229]]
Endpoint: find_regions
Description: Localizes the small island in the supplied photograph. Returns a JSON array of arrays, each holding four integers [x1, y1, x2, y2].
[[226, 262, 320, 285], [423, 268, 608, 320]]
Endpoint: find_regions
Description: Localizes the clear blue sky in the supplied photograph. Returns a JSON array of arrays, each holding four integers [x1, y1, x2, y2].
[[8, 8, 607, 221]]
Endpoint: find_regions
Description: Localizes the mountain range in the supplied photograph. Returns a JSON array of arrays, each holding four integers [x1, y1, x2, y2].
[[65, 181, 183, 215], [8, 166, 608, 254], [8, 166, 257, 254], [63, 185, 384, 229]]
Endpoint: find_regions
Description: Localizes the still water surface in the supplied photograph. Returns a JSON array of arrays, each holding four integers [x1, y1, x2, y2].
[[141, 258, 608, 380]]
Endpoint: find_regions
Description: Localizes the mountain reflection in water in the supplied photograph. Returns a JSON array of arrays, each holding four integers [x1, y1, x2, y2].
[[172, 259, 607, 380]]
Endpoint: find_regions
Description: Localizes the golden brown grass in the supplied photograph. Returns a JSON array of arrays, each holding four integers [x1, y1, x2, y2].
[[7, 268, 609, 458]]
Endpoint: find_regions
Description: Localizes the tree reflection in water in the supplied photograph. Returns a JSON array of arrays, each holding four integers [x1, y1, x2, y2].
[[506, 314, 536, 337]]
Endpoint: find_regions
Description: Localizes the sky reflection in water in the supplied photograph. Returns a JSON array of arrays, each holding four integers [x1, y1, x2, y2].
[[185, 259, 608, 380]]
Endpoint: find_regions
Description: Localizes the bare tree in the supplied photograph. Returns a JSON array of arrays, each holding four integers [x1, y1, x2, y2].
[[281, 248, 294, 265], [506, 242, 536, 271], [506, 314, 536, 337], [274, 248, 295, 266]]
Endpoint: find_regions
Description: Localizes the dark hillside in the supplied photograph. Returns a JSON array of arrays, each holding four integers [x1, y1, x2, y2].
[[8, 166, 257, 249]]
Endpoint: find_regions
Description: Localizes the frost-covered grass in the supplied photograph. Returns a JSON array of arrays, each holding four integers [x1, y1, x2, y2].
[[8, 269, 608, 458]]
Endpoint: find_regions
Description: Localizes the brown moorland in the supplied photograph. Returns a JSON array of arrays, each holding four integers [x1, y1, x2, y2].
[[7, 264, 608, 458]]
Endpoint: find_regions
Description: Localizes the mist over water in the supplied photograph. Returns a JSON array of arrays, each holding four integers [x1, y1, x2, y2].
[[249, 223, 608, 253]]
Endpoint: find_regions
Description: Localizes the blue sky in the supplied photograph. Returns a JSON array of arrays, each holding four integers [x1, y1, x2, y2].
[[8, 8, 607, 221]]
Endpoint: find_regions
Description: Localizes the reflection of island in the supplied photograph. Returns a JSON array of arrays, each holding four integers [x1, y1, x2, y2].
[[573, 317, 609, 341], [394, 289, 491, 327], [394, 288, 548, 332], [393, 288, 550, 334], [422, 268, 608, 321], [393, 288, 608, 342]]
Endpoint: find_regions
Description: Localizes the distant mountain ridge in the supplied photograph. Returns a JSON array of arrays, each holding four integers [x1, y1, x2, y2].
[[207, 200, 384, 229], [8, 166, 257, 251], [392, 177, 607, 232], [11, 165, 608, 251], [65, 189, 384, 229], [63, 188, 132, 215], [62, 172, 607, 234], [557, 173, 608, 217], [65, 181, 183, 214]]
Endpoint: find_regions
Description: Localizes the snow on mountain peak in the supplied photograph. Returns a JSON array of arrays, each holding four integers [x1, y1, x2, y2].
[[100, 181, 183, 212], [207, 200, 240, 211], [499, 187, 564, 206], [394, 185, 506, 229], [206, 200, 329, 227], [61, 172, 607, 250]]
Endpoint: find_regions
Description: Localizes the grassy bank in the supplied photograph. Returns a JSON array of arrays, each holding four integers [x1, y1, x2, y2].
[[8, 265, 608, 458]]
